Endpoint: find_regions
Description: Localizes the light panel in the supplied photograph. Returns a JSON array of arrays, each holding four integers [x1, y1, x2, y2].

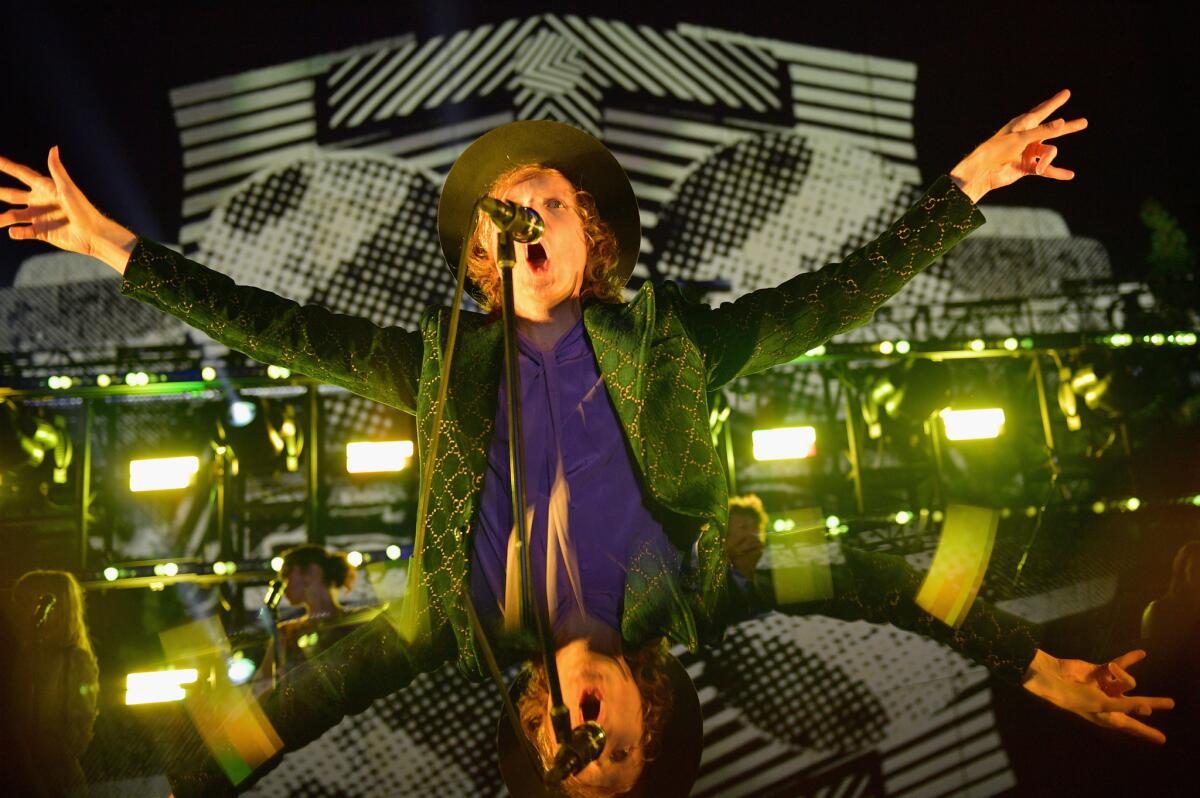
[[125, 668, 199, 705], [130, 456, 200, 492], [752, 427, 817, 461], [939, 408, 1005, 441], [346, 440, 415, 473]]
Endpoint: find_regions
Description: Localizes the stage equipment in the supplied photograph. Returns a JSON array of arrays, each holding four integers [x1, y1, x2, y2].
[[939, 408, 1006, 441], [0, 400, 72, 480], [125, 668, 199, 705], [752, 426, 817, 460], [129, 455, 200, 492], [477, 197, 544, 243], [345, 440, 414, 474], [545, 722, 606, 786], [861, 359, 951, 439], [217, 396, 301, 472]]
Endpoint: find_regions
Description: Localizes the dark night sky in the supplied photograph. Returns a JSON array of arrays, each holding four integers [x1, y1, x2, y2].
[[1, 2, 1194, 286]]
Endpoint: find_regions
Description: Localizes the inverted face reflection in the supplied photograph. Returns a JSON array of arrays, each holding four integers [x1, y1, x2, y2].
[[550, 639, 645, 794], [492, 171, 589, 321]]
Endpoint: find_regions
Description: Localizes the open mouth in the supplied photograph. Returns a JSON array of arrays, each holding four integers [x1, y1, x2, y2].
[[581, 689, 601, 722], [527, 242, 548, 270]]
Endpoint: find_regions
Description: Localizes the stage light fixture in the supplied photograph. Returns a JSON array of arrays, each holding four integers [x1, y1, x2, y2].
[[751, 426, 817, 460], [96, 374, 112, 387], [1003, 337, 1019, 351], [124, 371, 150, 387], [939, 408, 1005, 441], [804, 344, 826, 357], [968, 338, 986, 352], [1092, 501, 1106, 513], [347, 551, 364, 567], [266, 365, 291, 380], [1125, 497, 1141, 511], [895, 340, 911, 354], [201, 366, 217, 381], [0, 401, 70, 474], [878, 340, 894, 355], [226, 654, 256, 686], [228, 401, 257, 428], [130, 456, 200, 492], [894, 510, 913, 524], [1108, 333, 1133, 347], [103, 567, 120, 582], [824, 515, 840, 529], [386, 545, 402, 560], [345, 440, 415, 473], [125, 668, 198, 705], [213, 562, 228, 576], [271, 556, 284, 572]]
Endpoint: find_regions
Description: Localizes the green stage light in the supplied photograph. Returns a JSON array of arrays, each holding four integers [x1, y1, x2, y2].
[[1125, 497, 1141, 511], [103, 566, 120, 582], [346, 440, 415, 473], [1149, 334, 1166, 346], [804, 344, 826, 357], [267, 365, 291, 380], [1092, 501, 1106, 514], [752, 426, 817, 460], [895, 340, 911, 354], [932, 510, 945, 523], [940, 408, 1005, 441], [129, 456, 200, 492], [96, 374, 112, 387], [386, 545, 402, 560], [201, 366, 217, 381], [1176, 332, 1197, 346], [878, 340, 894, 355], [125, 669, 198, 706], [894, 510, 913, 524], [1003, 337, 1019, 351], [124, 371, 150, 387], [968, 338, 986, 352], [825, 515, 840, 529], [213, 562, 228, 576]]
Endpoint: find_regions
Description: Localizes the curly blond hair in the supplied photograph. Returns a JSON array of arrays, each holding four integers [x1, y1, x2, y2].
[[516, 638, 674, 797], [465, 164, 624, 313]]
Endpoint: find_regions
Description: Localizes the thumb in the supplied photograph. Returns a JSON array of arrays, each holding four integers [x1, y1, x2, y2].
[[47, 146, 86, 206]]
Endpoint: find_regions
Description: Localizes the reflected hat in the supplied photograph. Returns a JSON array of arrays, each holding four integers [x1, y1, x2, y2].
[[496, 651, 702, 798], [437, 120, 641, 300]]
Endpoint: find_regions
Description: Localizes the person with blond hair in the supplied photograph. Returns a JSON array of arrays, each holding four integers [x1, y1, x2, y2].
[[11, 570, 100, 796], [1, 90, 1176, 797]]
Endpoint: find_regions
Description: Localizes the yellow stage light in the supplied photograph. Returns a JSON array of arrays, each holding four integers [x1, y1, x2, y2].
[[345, 440, 415, 473], [347, 551, 364, 567], [939, 408, 1005, 441], [751, 427, 817, 461], [270, 556, 284, 572], [103, 566, 120, 582], [201, 366, 217, 381], [125, 668, 199, 705], [130, 456, 200, 492], [96, 374, 112, 387], [878, 341, 894, 355], [386, 545, 403, 560]]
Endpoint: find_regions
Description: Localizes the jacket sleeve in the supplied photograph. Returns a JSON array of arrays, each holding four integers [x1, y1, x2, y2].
[[121, 238, 424, 414], [674, 176, 985, 390], [168, 610, 452, 797], [739, 544, 1040, 685]]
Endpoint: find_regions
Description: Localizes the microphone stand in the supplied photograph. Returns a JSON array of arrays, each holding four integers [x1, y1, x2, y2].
[[495, 226, 573, 751]]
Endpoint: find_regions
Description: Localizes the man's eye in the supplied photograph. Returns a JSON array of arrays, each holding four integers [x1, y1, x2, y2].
[[545, 198, 565, 209], [610, 748, 629, 763]]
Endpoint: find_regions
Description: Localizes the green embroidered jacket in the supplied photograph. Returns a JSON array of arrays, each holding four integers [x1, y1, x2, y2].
[[125, 177, 1041, 795]]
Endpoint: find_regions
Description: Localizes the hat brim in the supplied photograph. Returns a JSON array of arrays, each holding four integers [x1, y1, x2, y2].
[[437, 120, 641, 303], [496, 651, 702, 798]]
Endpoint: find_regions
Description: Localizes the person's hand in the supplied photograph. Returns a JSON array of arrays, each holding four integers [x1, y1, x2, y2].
[[1022, 648, 1174, 744], [0, 147, 136, 273], [950, 89, 1087, 204]]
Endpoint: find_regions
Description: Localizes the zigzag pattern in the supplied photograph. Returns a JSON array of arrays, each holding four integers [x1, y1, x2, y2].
[[510, 30, 601, 134]]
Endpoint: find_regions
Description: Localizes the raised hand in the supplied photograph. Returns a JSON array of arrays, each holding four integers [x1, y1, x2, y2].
[[0, 147, 136, 273], [1022, 648, 1174, 744], [950, 89, 1088, 204]]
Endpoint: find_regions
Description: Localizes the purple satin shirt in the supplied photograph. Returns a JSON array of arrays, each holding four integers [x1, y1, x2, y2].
[[469, 317, 676, 634]]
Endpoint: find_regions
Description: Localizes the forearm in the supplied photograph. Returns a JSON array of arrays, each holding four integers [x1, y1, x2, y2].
[[90, 216, 137, 274], [120, 238, 422, 411], [761, 545, 1040, 684]]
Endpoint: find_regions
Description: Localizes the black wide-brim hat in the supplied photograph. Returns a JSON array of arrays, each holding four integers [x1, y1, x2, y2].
[[437, 120, 641, 301], [496, 652, 703, 798]]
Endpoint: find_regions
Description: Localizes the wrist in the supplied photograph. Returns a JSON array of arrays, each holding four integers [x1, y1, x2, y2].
[[949, 156, 988, 205], [90, 217, 137, 275]]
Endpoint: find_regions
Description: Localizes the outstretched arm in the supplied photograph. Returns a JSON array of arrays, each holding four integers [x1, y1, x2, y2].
[[677, 90, 1087, 388], [0, 148, 423, 412]]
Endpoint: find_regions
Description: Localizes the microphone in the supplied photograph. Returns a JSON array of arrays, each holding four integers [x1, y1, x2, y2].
[[544, 722, 606, 786], [264, 578, 288, 610], [478, 197, 544, 243], [33, 594, 56, 629]]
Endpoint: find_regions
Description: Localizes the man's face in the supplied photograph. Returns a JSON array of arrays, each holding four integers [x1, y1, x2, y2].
[[492, 171, 589, 320], [550, 640, 646, 794], [726, 511, 765, 577]]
